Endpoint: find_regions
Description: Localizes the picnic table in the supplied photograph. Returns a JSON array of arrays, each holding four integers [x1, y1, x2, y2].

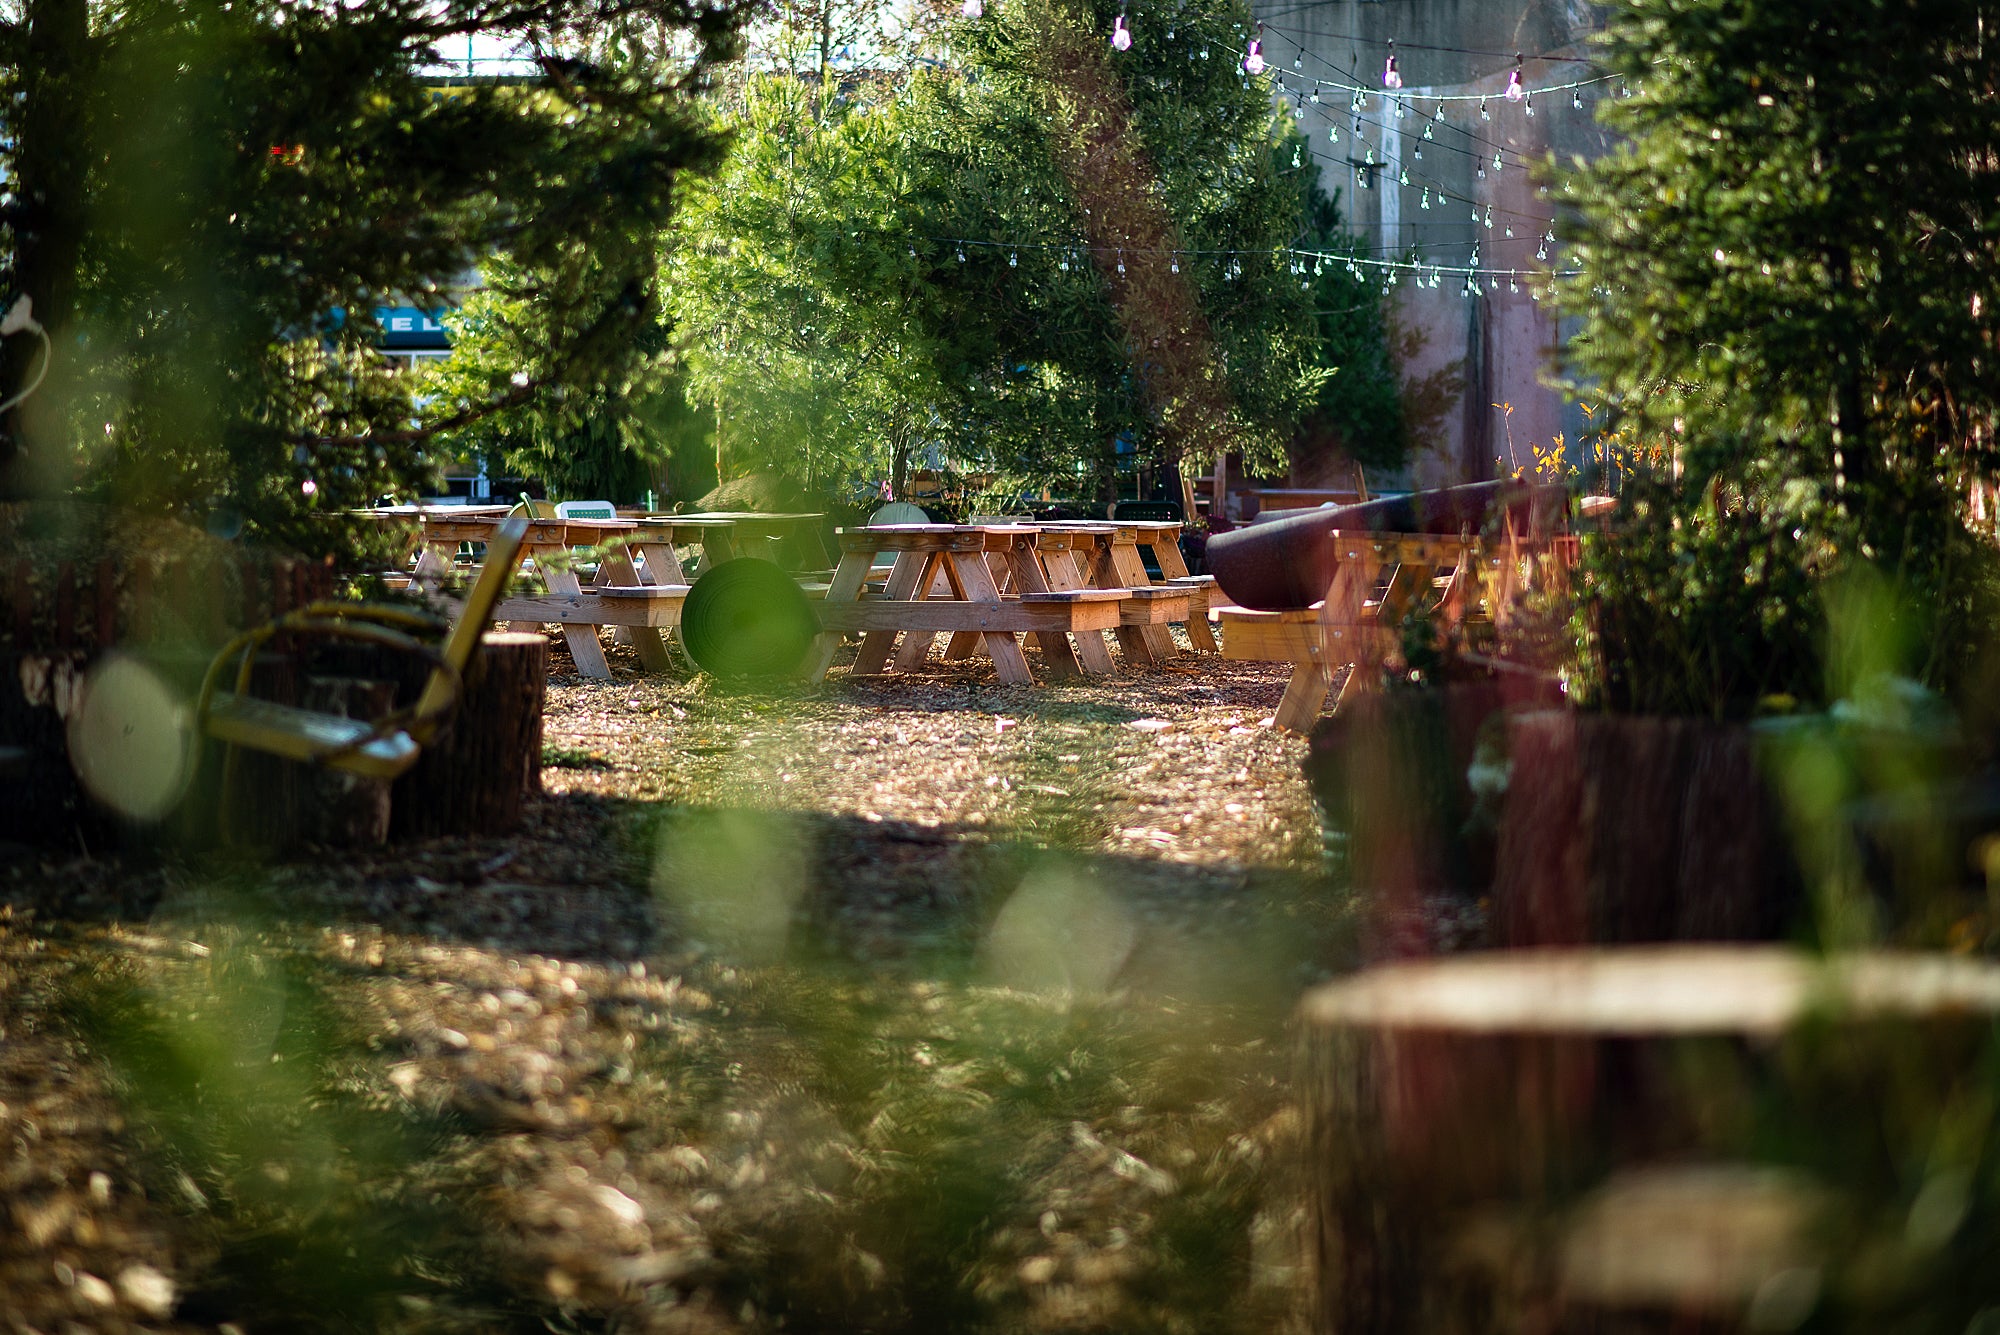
[[1045, 520, 1218, 661], [413, 513, 687, 680], [640, 511, 833, 572], [1216, 531, 1575, 731], [804, 525, 1126, 684]]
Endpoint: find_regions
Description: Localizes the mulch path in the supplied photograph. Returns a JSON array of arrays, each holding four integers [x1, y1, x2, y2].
[[0, 635, 1392, 1333]]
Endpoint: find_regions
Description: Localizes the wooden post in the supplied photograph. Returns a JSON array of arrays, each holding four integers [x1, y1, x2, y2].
[[389, 632, 547, 839], [1300, 948, 2000, 1334]]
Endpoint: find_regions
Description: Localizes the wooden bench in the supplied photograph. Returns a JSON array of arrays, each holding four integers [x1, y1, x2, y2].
[[1216, 532, 1501, 731]]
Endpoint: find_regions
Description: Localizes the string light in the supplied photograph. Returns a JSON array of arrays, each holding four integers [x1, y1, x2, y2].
[[960, 0, 981, 17], [1243, 26, 1266, 75], [1382, 41, 1402, 90], [1505, 55, 1525, 102], [1111, 13, 1131, 50], [908, 239, 1581, 290]]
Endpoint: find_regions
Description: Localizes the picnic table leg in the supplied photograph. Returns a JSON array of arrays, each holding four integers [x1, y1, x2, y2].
[[948, 551, 1034, 685], [1318, 554, 1389, 721], [803, 550, 875, 681], [702, 530, 740, 566], [1113, 543, 1176, 663], [537, 557, 613, 680], [598, 547, 674, 672], [1146, 537, 1219, 653], [852, 549, 932, 676], [1038, 549, 1118, 675], [943, 553, 1014, 662], [633, 540, 688, 585], [1088, 541, 1159, 666], [1276, 663, 1334, 732], [1007, 543, 1081, 678], [894, 556, 952, 670]]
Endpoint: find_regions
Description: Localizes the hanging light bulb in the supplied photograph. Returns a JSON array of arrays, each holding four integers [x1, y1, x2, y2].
[[1199, 43, 1208, 58], [1434, 100, 1445, 123], [1413, 142, 1423, 161], [961, 0, 981, 17], [1293, 145, 1302, 166], [1524, 90, 1534, 116], [1399, 166, 1409, 186], [1009, 249, 1018, 267], [1382, 42, 1402, 90], [1060, 253, 1071, 272], [1483, 205, 1493, 228], [1422, 123, 1434, 141], [1505, 55, 1525, 102], [1471, 203, 1481, 222], [1479, 97, 1490, 122], [1493, 151, 1504, 173], [1328, 124, 1339, 143], [1170, 255, 1180, 273], [1166, 25, 1173, 38], [956, 245, 967, 262], [1310, 87, 1320, 105], [1242, 27, 1266, 75], [1572, 88, 1584, 111], [1509, 275, 1519, 293], [1420, 188, 1431, 209], [1116, 251, 1126, 274], [1477, 162, 1486, 180], [1111, 13, 1131, 50], [1363, 147, 1374, 165], [1505, 225, 1514, 238], [1536, 243, 1548, 261], [1294, 49, 1303, 70]]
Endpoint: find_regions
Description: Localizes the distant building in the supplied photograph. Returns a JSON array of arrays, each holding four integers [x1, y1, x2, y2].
[[1253, 0, 1614, 485]]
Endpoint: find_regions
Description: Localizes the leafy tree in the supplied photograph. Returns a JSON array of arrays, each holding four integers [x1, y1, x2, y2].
[[1553, 0, 2000, 713], [0, 0, 751, 552], [669, 76, 957, 499], [672, 0, 1378, 506]]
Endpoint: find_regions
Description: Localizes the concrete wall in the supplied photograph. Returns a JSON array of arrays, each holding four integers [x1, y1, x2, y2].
[[1255, 0, 1615, 484]]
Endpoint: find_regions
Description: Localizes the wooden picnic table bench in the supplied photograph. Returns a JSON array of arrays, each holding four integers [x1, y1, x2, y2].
[[805, 525, 1127, 684], [413, 513, 687, 680], [1216, 531, 1575, 731]]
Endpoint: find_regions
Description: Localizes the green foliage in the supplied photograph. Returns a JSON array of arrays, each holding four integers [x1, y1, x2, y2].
[[1554, 0, 2000, 715], [671, 0, 1364, 501], [0, 0, 751, 553]]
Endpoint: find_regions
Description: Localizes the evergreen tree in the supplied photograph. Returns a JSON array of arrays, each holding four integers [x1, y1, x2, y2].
[[1554, 0, 2000, 712], [0, 0, 751, 551], [671, 0, 1390, 505]]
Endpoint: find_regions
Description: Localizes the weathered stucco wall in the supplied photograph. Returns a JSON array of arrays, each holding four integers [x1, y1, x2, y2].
[[1253, 0, 1616, 484]]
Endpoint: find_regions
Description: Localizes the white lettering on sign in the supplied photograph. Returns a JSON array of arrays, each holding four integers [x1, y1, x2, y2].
[[391, 316, 414, 331]]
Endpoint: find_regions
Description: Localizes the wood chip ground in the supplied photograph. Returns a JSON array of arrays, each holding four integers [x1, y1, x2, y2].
[[0, 634, 1388, 1333]]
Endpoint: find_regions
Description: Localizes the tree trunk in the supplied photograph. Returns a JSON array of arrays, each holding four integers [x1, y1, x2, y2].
[[1491, 712, 1796, 947], [2, 0, 92, 496], [1299, 948, 2000, 1334], [389, 632, 546, 839]]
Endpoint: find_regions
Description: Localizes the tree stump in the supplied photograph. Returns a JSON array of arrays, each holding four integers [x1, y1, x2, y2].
[[1298, 947, 2000, 1334], [1492, 713, 1796, 946], [1304, 681, 1564, 956], [388, 632, 546, 839]]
